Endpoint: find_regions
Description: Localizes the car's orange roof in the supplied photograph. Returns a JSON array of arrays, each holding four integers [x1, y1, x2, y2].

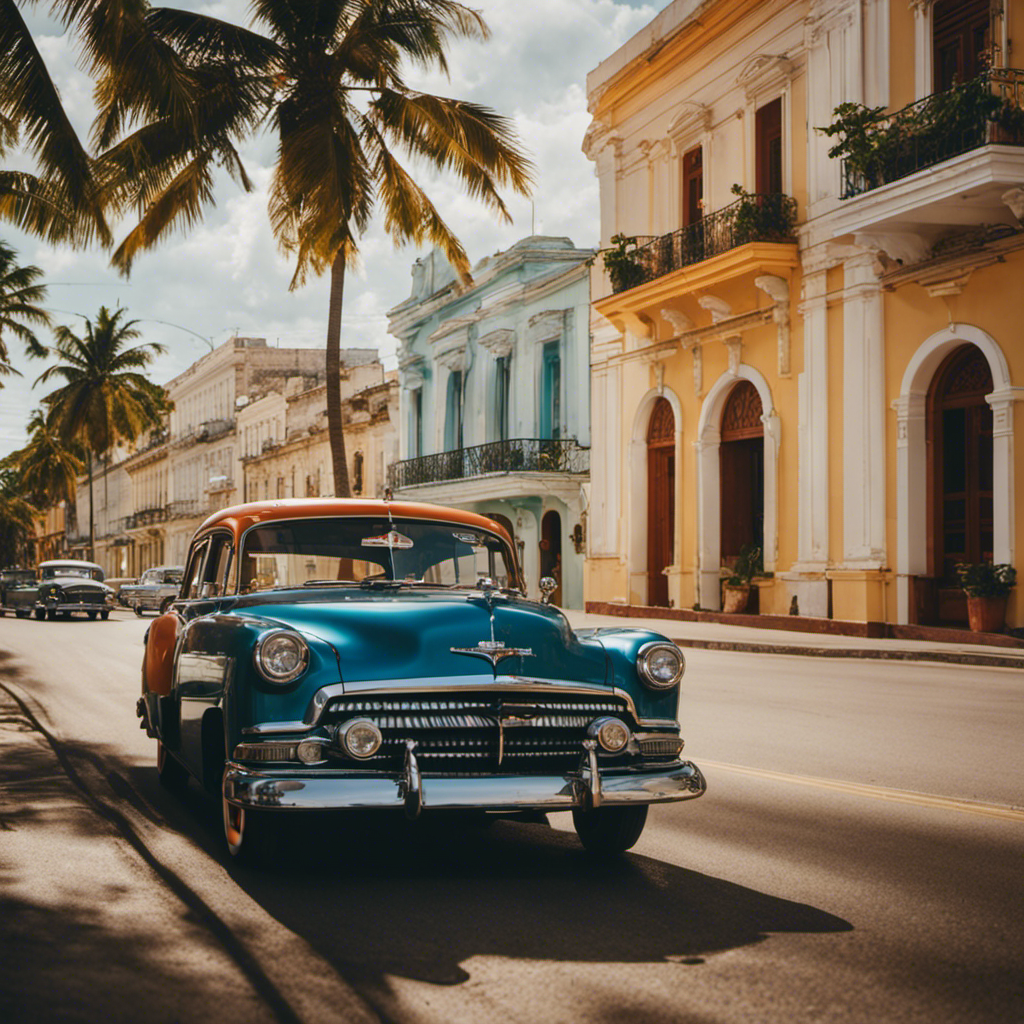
[[196, 498, 515, 549]]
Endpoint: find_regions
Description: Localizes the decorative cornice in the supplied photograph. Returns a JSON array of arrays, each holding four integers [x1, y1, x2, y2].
[[527, 309, 567, 344], [736, 54, 794, 101], [667, 102, 711, 151], [479, 328, 516, 359]]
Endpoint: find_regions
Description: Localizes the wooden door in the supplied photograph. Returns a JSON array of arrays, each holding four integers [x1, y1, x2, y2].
[[540, 510, 562, 606], [933, 0, 990, 91], [755, 98, 783, 195], [647, 398, 675, 607], [719, 381, 764, 563], [930, 345, 993, 623]]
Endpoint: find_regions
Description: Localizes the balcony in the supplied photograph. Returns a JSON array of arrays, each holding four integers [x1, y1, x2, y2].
[[389, 438, 590, 490], [827, 70, 1024, 248], [167, 499, 212, 520], [126, 506, 169, 530], [607, 192, 798, 295]]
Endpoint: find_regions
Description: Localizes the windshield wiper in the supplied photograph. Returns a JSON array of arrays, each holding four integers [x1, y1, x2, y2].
[[302, 579, 361, 587]]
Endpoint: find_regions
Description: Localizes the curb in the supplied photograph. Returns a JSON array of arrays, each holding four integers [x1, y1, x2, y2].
[[671, 636, 1024, 669]]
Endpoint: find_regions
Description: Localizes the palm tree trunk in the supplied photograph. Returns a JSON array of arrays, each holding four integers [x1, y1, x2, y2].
[[87, 456, 95, 561], [325, 250, 351, 498]]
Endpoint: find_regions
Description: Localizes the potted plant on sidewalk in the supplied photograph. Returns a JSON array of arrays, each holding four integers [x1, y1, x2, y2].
[[721, 544, 762, 614], [955, 562, 1017, 633]]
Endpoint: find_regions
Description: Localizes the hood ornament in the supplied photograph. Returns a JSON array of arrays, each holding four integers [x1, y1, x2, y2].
[[451, 639, 532, 668]]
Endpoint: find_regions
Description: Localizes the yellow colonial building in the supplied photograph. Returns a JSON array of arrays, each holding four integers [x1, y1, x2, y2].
[[584, 0, 1023, 629]]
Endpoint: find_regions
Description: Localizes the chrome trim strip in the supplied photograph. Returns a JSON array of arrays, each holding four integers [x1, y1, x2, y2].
[[222, 759, 707, 812]]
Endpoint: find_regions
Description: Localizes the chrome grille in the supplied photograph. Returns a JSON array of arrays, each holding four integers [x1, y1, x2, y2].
[[325, 690, 634, 774]]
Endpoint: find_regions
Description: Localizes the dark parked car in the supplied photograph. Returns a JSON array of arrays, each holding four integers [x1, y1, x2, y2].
[[119, 566, 184, 615], [0, 569, 38, 615], [137, 498, 706, 863], [5, 560, 115, 620]]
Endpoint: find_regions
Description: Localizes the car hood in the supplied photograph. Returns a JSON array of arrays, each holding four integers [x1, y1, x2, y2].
[[225, 590, 609, 688], [46, 576, 112, 591]]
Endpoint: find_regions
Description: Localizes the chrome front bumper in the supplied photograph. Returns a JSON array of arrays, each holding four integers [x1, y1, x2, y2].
[[223, 754, 707, 818]]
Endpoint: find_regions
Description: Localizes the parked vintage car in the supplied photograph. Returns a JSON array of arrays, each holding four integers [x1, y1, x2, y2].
[[0, 568, 38, 615], [5, 560, 115, 620], [136, 499, 706, 862], [105, 577, 138, 606], [120, 566, 184, 616]]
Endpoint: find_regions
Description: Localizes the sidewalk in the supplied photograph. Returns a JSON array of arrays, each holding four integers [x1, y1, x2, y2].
[[562, 608, 1024, 669]]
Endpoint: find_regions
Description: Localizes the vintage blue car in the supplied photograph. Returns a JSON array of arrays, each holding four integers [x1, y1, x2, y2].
[[137, 498, 705, 862]]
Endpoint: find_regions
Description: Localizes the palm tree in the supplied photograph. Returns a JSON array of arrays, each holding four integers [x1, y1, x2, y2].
[[94, 0, 533, 495], [5, 407, 85, 508], [0, 239, 50, 380], [37, 305, 169, 559], [0, 2, 111, 246], [0, 466, 38, 568]]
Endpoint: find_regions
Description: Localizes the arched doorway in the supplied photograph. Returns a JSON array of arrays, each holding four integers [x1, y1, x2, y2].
[[929, 345, 994, 624], [486, 512, 517, 587], [647, 398, 675, 607], [719, 380, 764, 568], [540, 510, 562, 606]]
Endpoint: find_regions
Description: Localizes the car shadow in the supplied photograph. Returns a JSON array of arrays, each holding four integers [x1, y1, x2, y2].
[[133, 766, 852, 990]]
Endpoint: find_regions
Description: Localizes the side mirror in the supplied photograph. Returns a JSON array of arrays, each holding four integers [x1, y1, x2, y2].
[[539, 577, 558, 605]]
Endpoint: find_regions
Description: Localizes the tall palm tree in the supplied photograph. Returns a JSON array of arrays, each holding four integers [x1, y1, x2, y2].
[[37, 305, 168, 559], [94, 0, 533, 496], [0, 1, 112, 246], [0, 239, 50, 380], [0, 466, 38, 567], [5, 407, 85, 508]]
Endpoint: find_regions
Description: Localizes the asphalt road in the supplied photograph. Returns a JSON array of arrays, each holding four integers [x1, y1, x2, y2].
[[0, 610, 1021, 1024]]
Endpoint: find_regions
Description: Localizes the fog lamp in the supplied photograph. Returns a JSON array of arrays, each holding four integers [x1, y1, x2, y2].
[[296, 739, 329, 765], [337, 718, 383, 759], [589, 716, 630, 753]]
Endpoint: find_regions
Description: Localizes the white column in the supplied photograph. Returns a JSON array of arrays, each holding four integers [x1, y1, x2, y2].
[[911, 1, 934, 100], [694, 428, 721, 610], [795, 271, 830, 569], [892, 392, 928, 623], [988, 387, 1024, 566], [842, 253, 887, 566]]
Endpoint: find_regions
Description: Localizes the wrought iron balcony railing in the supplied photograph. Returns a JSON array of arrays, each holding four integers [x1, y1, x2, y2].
[[125, 506, 169, 530], [839, 69, 1024, 199], [609, 192, 797, 294], [389, 438, 590, 490]]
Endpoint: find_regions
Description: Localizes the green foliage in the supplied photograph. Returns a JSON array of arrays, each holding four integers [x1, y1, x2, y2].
[[955, 562, 1017, 598], [0, 239, 50, 380], [818, 73, 1016, 194], [0, 466, 38, 568], [723, 544, 763, 587], [601, 234, 644, 293], [728, 184, 797, 243]]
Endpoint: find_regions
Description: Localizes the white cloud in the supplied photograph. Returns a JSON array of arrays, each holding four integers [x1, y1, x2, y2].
[[1, 0, 669, 457]]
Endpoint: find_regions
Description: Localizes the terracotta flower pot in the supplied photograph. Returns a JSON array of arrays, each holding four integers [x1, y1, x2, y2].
[[966, 595, 1007, 633], [722, 584, 751, 614]]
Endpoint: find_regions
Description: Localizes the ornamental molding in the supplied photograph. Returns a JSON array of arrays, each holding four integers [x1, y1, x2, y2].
[[527, 309, 567, 344], [805, 0, 858, 46], [479, 328, 515, 359], [736, 55, 794, 101], [667, 103, 711, 151], [400, 358, 426, 391]]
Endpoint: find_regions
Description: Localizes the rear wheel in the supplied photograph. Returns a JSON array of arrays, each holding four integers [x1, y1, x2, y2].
[[156, 742, 189, 792], [223, 786, 279, 866], [572, 805, 649, 855]]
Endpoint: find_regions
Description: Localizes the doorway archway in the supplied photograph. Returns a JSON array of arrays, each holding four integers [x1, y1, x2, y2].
[[719, 380, 764, 566], [540, 510, 562, 606], [646, 397, 675, 607]]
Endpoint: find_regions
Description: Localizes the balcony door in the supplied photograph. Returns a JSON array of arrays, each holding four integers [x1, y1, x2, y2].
[[755, 98, 783, 195], [540, 510, 562, 606], [682, 146, 703, 226], [719, 381, 764, 565], [933, 0, 990, 92], [929, 345, 993, 624], [540, 341, 561, 440], [646, 397, 675, 608], [444, 369, 463, 451]]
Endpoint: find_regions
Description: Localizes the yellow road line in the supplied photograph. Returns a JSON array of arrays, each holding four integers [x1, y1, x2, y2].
[[701, 759, 1024, 823]]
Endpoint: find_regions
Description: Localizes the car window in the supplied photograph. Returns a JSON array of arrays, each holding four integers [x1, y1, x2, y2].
[[200, 536, 233, 597], [163, 570, 183, 585], [181, 541, 209, 599], [239, 517, 517, 591]]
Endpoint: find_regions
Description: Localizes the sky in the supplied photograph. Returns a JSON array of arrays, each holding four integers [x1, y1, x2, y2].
[[1, 0, 671, 458]]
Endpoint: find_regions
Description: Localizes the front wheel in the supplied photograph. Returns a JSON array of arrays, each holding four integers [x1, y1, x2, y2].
[[223, 787, 279, 866], [133, 605, 145, 617], [87, 610, 98, 620], [156, 741, 189, 792], [159, 596, 174, 615], [45, 608, 57, 621], [34, 608, 45, 621], [14, 608, 28, 619], [100, 610, 109, 620], [572, 804, 649, 855]]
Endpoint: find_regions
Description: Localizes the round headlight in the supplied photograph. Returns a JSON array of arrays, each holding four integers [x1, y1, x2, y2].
[[637, 642, 685, 690], [254, 629, 309, 684], [337, 718, 383, 759], [589, 716, 630, 753]]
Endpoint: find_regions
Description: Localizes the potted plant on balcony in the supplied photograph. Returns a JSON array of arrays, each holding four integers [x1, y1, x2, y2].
[[721, 544, 762, 614], [955, 562, 1017, 633], [601, 234, 644, 293]]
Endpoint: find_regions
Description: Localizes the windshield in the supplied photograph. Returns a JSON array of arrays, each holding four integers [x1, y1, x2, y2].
[[239, 517, 518, 593], [41, 566, 100, 580]]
